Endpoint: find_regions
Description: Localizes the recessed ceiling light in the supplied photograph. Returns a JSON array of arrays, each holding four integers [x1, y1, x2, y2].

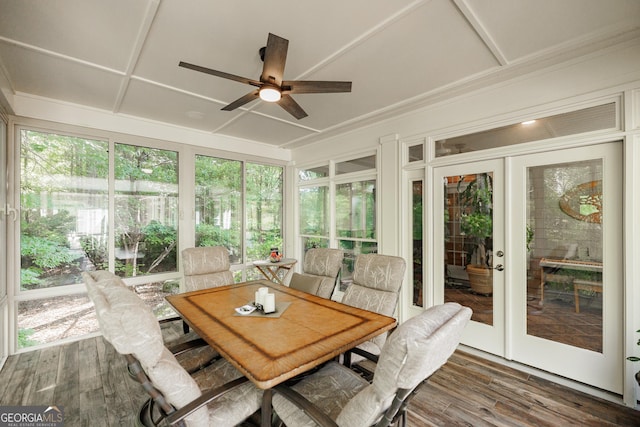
[[521, 120, 536, 125]]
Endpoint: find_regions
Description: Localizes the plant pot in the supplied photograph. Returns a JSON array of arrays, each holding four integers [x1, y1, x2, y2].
[[467, 264, 493, 295]]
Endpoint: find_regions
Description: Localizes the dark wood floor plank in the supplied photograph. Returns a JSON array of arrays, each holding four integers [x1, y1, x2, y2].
[[96, 336, 139, 426], [0, 352, 20, 403], [0, 349, 40, 405], [1, 337, 638, 427], [53, 341, 80, 425], [78, 337, 102, 394], [79, 387, 109, 427], [30, 345, 61, 404]]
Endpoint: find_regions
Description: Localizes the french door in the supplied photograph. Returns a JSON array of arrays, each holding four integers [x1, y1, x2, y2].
[[509, 142, 622, 393], [434, 142, 622, 393], [434, 159, 505, 356]]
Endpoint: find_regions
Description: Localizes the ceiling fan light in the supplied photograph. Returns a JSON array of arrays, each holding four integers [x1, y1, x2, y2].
[[259, 87, 281, 102]]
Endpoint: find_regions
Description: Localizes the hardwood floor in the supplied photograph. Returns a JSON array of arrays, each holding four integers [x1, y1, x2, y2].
[[0, 335, 638, 426]]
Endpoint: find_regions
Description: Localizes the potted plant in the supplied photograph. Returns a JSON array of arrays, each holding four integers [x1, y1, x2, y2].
[[627, 329, 640, 386], [458, 173, 493, 295]]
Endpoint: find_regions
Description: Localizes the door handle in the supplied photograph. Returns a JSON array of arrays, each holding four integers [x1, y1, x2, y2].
[[494, 264, 504, 271]]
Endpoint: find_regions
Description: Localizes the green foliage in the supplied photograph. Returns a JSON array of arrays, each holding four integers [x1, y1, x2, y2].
[[627, 329, 640, 362], [247, 229, 282, 261], [21, 267, 43, 288], [196, 224, 238, 251], [18, 328, 39, 348], [21, 210, 75, 246], [460, 211, 493, 240], [458, 173, 493, 266], [141, 221, 177, 272], [80, 236, 108, 270], [21, 235, 77, 270], [526, 225, 535, 252]]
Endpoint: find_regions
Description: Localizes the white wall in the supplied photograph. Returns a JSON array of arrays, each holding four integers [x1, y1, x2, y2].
[[292, 40, 640, 164], [291, 38, 640, 406]]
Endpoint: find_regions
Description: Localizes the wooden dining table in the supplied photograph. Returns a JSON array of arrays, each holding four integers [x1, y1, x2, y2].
[[165, 279, 396, 426]]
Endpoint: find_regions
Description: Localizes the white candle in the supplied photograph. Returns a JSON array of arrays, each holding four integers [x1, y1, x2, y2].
[[263, 293, 275, 314], [256, 287, 269, 306]]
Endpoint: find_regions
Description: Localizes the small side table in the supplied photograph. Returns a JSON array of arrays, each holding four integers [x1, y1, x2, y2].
[[253, 258, 297, 285]]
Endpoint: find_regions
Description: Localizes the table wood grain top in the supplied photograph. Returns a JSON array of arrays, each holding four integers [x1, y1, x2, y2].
[[165, 280, 396, 389]]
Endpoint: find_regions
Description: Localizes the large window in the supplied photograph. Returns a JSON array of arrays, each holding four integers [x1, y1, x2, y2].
[[194, 156, 284, 278], [336, 179, 377, 282], [20, 130, 109, 290], [14, 127, 284, 351], [245, 163, 283, 262], [299, 185, 329, 251], [297, 154, 377, 287], [195, 155, 242, 261], [114, 143, 178, 277]]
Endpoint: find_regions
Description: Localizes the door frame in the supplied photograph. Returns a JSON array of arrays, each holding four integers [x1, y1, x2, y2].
[[433, 158, 506, 357], [508, 141, 623, 394]]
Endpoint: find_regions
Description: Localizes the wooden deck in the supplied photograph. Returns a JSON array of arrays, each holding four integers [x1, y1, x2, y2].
[[0, 334, 638, 426]]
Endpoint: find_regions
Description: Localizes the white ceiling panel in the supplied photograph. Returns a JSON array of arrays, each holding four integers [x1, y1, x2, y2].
[[0, 0, 150, 70], [216, 112, 316, 146], [464, 0, 640, 62], [0, 0, 638, 149], [0, 41, 123, 110], [118, 79, 242, 132]]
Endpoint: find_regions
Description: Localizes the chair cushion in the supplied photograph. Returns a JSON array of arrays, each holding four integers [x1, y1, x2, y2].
[[336, 303, 472, 427], [182, 246, 231, 276], [303, 248, 344, 278], [341, 283, 398, 350], [272, 361, 369, 427], [146, 347, 209, 427], [316, 276, 337, 299], [99, 285, 165, 368], [352, 254, 405, 293], [184, 271, 234, 292], [192, 359, 263, 427], [289, 273, 322, 295]]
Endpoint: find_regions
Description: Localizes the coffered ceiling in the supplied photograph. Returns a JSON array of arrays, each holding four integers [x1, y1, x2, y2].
[[0, 0, 639, 150]]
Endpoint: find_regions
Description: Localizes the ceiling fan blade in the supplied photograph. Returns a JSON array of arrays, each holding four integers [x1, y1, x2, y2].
[[282, 80, 352, 94], [260, 33, 288, 86], [221, 90, 260, 111], [179, 61, 261, 87], [277, 94, 308, 120]]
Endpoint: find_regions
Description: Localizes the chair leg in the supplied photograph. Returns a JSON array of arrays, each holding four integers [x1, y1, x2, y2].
[[182, 320, 189, 334]]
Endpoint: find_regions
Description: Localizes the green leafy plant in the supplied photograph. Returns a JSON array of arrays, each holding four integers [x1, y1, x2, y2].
[[21, 235, 77, 270], [628, 329, 640, 362], [627, 329, 640, 386], [458, 173, 493, 268], [18, 328, 39, 348]]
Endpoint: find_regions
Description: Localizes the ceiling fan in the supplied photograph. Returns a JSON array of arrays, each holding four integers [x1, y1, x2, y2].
[[179, 33, 352, 120]]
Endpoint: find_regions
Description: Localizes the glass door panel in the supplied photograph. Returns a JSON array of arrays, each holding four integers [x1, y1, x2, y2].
[[526, 160, 603, 352], [411, 179, 423, 307], [434, 159, 504, 356], [510, 142, 622, 393], [444, 172, 495, 325]]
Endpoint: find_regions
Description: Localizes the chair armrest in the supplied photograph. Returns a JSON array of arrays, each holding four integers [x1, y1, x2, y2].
[[158, 315, 182, 324], [273, 384, 338, 427], [343, 346, 379, 368], [349, 346, 379, 363], [163, 377, 249, 426], [166, 337, 209, 357]]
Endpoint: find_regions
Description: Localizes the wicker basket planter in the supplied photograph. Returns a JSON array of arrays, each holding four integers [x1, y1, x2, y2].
[[466, 264, 493, 295]]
